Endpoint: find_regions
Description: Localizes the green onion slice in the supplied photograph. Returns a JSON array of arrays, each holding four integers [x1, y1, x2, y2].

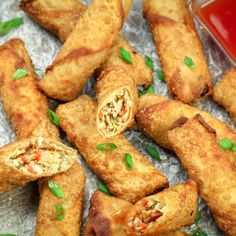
[[145, 144, 161, 162], [12, 68, 28, 79], [156, 70, 165, 82], [48, 109, 60, 127], [125, 153, 133, 170], [191, 230, 208, 236], [145, 85, 155, 94], [55, 203, 65, 221], [145, 56, 154, 71], [98, 183, 111, 195], [96, 143, 117, 151], [48, 181, 65, 199], [119, 47, 132, 64], [184, 56, 195, 69], [194, 211, 202, 225], [0, 234, 17, 236], [218, 138, 233, 150], [0, 17, 23, 36]]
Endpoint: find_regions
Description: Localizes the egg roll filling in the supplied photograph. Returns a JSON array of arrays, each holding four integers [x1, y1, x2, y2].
[[10, 149, 69, 174], [98, 89, 132, 134], [127, 198, 164, 233]]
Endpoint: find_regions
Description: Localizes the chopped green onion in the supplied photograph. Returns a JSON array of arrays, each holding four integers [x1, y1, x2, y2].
[[156, 70, 165, 82], [184, 56, 195, 69], [232, 145, 236, 152], [145, 56, 154, 71], [96, 143, 117, 151], [138, 89, 145, 97], [12, 68, 28, 79], [0, 234, 17, 236], [98, 183, 111, 195], [55, 203, 65, 221], [145, 85, 155, 94], [119, 47, 132, 64], [218, 138, 233, 150], [0, 17, 23, 36], [48, 181, 65, 199], [194, 211, 202, 225], [48, 109, 60, 127], [145, 145, 161, 162], [125, 153, 133, 170], [191, 230, 208, 236]]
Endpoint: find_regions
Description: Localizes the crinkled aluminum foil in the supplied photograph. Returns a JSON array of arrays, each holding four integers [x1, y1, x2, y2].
[[0, 0, 233, 235]]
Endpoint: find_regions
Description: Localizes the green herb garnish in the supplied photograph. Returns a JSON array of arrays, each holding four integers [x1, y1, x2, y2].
[[125, 153, 133, 170], [145, 85, 155, 94], [145, 56, 154, 71], [0, 234, 17, 236], [156, 70, 165, 82], [184, 56, 195, 69], [55, 203, 65, 221], [145, 145, 161, 162], [96, 143, 117, 151], [218, 138, 233, 150], [119, 47, 132, 64], [12, 68, 28, 79], [98, 183, 111, 195], [0, 17, 23, 36], [48, 109, 60, 127], [194, 212, 202, 225], [191, 230, 208, 236], [48, 181, 65, 199], [232, 145, 236, 152]]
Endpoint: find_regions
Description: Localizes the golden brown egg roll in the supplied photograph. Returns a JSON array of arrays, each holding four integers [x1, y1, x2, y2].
[[143, 0, 212, 104], [0, 137, 76, 192], [39, 0, 133, 101], [125, 180, 197, 236], [20, 0, 86, 42], [213, 68, 236, 125], [84, 190, 133, 236], [35, 162, 85, 236], [0, 38, 60, 140], [56, 95, 168, 203], [20, 0, 153, 88], [168, 115, 236, 236], [84, 191, 187, 236], [136, 94, 236, 165], [96, 66, 138, 137]]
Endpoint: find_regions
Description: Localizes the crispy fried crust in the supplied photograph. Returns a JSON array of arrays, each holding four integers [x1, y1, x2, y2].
[[0, 39, 60, 140], [213, 68, 236, 125], [84, 191, 132, 236], [35, 162, 85, 236], [56, 95, 168, 203], [168, 115, 236, 236], [20, 0, 153, 87], [143, 0, 212, 103], [39, 0, 133, 101], [0, 137, 77, 192], [136, 94, 236, 166], [20, 0, 86, 42], [96, 66, 138, 137], [125, 181, 197, 236]]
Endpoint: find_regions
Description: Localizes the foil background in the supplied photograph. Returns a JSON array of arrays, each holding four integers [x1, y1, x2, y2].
[[0, 0, 233, 235]]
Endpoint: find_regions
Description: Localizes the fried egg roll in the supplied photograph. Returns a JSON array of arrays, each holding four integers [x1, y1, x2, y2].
[[56, 95, 168, 203], [143, 0, 212, 104], [84, 190, 133, 236], [125, 181, 197, 236], [35, 162, 85, 236], [20, 0, 153, 88], [136, 94, 236, 165], [213, 68, 236, 125], [168, 115, 236, 236], [96, 66, 138, 137], [39, 0, 133, 101], [0, 38, 60, 140], [20, 0, 86, 42], [84, 191, 187, 236], [0, 137, 76, 192]]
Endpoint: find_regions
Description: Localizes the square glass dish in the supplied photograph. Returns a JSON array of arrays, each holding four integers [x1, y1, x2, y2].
[[189, 0, 236, 66]]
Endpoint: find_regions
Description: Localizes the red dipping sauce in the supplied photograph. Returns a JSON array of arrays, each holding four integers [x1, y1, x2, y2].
[[190, 0, 236, 65]]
